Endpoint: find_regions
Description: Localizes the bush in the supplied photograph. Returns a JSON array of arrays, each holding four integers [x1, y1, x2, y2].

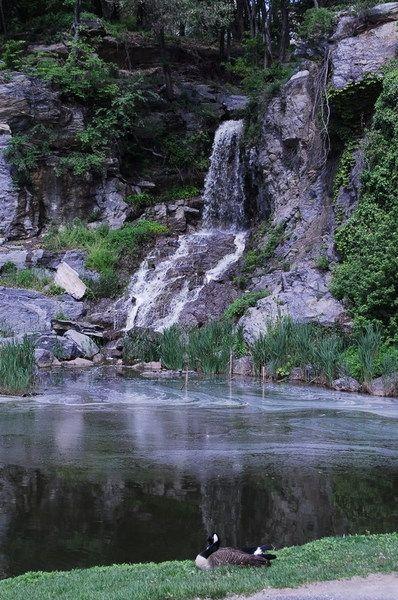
[[161, 186, 201, 202], [224, 290, 269, 321], [125, 192, 156, 209], [5, 125, 52, 185], [298, 8, 335, 43], [0, 337, 35, 395], [0, 40, 26, 70]]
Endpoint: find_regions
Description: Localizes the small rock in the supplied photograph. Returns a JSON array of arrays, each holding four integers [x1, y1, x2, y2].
[[232, 356, 253, 376], [36, 333, 78, 360], [64, 329, 99, 358], [332, 376, 361, 393], [92, 353, 104, 364], [290, 367, 306, 381], [365, 374, 398, 397], [54, 262, 87, 300], [103, 338, 123, 359], [34, 348, 54, 368], [64, 357, 94, 367]]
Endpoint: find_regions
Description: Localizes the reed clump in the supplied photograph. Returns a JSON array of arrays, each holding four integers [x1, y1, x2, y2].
[[0, 337, 35, 395]]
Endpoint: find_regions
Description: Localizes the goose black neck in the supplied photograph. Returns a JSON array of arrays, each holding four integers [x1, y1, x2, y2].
[[200, 540, 220, 559]]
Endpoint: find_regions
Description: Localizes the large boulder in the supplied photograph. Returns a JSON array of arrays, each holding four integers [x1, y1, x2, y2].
[[34, 348, 55, 368], [0, 287, 85, 335], [332, 377, 361, 393], [36, 333, 78, 360], [54, 261, 87, 299], [365, 374, 398, 397]]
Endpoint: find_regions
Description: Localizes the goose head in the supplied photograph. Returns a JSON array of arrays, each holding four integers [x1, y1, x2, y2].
[[206, 533, 220, 548]]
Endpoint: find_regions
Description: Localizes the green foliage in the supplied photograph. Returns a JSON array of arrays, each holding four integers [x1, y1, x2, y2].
[[5, 125, 52, 185], [162, 131, 210, 173], [31, 41, 116, 102], [159, 326, 186, 370], [84, 272, 122, 300], [187, 321, 241, 374], [243, 223, 285, 273], [315, 254, 330, 271], [125, 192, 156, 209], [161, 186, 200, 201], [0, 40, 26, 70], [331, 65, 398, 339], [298, 8, 335, 43], [1, 533, 397, 599], [58, 152, 106, 176], [0, 337, 35, 395], [223, 290, 269, 321]]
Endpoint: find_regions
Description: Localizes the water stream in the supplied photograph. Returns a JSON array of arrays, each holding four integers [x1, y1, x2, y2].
[[125, 120, 246, 331], [0, 370, 397, 578]]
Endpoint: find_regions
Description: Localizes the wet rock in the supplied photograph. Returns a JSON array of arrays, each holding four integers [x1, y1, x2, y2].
[[0, 287, 85, 335], [130, 361, 162, 372], [103, 338, 123, 359], [290, 367, 306, 381], [92, 352, 104, 364], [365, 374, 398, 397], [64, 329, 99, 358], [64, 357, 94, 367], [332, 376, 361, 393], [34, 348, 55, 368], [36, 333, 78, 361], [232, 356, 253, 376], [54, 262, 87, 300]]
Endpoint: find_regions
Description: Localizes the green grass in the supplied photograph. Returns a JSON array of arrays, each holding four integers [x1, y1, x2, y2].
[[0, 263, 54, 293], [0, 533, 397, 600], [224, 290, 269, 321], [0, 337, 35, 395]]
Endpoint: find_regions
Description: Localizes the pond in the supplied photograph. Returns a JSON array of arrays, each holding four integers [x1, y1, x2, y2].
[[0, 368, 397, 579]]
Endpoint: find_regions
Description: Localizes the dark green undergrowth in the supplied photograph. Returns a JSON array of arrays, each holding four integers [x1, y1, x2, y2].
[[331, 63, 398, 340], [1, 533, 397, 600], [223, 290, 269, 321], [0, 337, 35, 395]]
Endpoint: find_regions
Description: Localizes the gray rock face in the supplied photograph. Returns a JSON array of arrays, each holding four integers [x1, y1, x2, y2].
[[64, 329, 99, 358], [0, 73, 61, 125], [94, 177, 130, 229], [331, 16, 398, 88], [332, 377, 361, 393], [0, 287, 85, 335]]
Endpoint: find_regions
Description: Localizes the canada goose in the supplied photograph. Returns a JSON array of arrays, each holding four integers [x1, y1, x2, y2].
[[195, 533, 277, 570]]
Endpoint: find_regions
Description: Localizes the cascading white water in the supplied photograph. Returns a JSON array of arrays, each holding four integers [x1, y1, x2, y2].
[[202, 119, 246, 230], [125, 120, 247, 332]]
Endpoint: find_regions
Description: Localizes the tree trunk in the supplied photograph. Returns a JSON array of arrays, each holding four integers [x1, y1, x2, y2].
[[235, 0, 245, 41], [219, 27, 226, 61], [260, 1, 272, 68], [158, 27, 173, 101], [279, 0, 290, 63], [0, 0, 6, 37]]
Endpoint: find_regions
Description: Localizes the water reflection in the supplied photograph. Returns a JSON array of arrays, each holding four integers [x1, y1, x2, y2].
[[0, 369, 397, 578]]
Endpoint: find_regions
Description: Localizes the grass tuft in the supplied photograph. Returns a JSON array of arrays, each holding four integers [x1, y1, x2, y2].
[[0, 337, 35, 395]]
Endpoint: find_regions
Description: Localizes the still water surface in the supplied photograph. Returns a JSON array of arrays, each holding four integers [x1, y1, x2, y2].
[[0, 368, 397, 578]]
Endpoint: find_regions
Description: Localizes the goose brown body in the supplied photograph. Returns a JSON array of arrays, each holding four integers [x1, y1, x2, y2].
[[195, 533, 276, 570], [206, 547, 272, 568]]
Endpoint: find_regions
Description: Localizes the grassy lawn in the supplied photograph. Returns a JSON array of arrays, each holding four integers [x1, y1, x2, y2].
[[1, 533, 397, 600]]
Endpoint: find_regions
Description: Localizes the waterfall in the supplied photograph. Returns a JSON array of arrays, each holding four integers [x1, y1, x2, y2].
[[203, 119, 245, 230], [125, 119, 246, 332]]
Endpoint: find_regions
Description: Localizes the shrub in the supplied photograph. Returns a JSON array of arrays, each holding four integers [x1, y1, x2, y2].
[[5, 125, 52, 185], [0, 40, 26, 70], [298, 8, 335, 43], [84, 272, 122, 300], [224, 290, 269, 321], [125, 192, 156, 209], [161, 186, 201, 202], [315, 254, 329, 271], [0, 337, 35, 395]]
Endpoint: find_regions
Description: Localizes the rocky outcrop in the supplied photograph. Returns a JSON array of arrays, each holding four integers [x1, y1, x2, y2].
[[0, 287, 84, 335], [241, 4, 398, 340]]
